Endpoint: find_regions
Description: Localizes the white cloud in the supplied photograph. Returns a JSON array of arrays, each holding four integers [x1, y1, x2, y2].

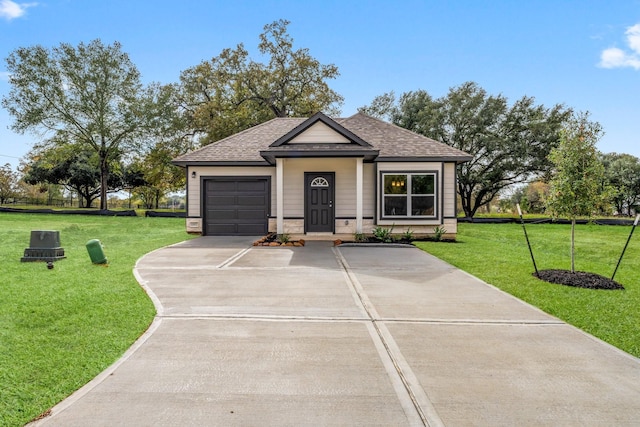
[[599, 23, 640, 70], [0, 0, 37, 21], [626, 24, 640, 53]]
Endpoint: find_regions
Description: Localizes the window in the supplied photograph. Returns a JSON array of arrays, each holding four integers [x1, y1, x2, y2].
[[382, 173, 436, 218], [310, 176, 329, 187]]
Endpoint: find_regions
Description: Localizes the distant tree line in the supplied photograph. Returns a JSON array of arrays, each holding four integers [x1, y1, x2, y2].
[[360, 83, 639, 218], [2, 20, 638, 216], [506, 151, 640, 217]]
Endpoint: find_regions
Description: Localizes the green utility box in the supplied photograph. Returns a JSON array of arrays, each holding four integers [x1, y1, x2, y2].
[[86, 239, 107, 264]]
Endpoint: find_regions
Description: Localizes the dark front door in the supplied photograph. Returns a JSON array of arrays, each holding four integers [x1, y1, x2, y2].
[[305, 172, 334, 233]]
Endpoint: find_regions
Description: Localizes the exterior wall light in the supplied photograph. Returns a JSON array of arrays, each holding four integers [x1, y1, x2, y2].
[[191, 171, 196, 179]]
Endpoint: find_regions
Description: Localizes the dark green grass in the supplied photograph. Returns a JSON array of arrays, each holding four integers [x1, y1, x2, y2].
[[0, 213, 195, 426], [415, 223, 640, 358]]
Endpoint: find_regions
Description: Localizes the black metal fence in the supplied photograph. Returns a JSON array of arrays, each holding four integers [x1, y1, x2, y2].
[[458, 217, 636, 226]]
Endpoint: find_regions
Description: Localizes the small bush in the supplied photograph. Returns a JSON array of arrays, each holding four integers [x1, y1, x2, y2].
[[433, 226, 447, 241], [354, 232, 365, 242], [373, 225, 394, 243], [401, 227, 414, 241], [278, 233, 291, 244]]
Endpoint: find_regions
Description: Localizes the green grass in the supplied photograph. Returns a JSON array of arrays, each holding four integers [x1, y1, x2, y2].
[[3, 216, 639, 425], [0, 213, 194, 427], [415, 222, 640, 358]]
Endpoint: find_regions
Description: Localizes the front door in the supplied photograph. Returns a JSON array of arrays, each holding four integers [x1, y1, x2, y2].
[[305, 172, 334, 233]]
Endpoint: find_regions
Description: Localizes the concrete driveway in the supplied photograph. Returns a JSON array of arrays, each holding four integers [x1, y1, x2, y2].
[[33, 237, 640, 426]]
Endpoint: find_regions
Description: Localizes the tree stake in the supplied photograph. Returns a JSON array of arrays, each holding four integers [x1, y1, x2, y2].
[[612, 214, 640, 281], [517, 204, 538, 275]]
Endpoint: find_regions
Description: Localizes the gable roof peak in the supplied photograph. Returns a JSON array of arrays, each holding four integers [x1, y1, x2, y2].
[[269, 111, 372, 148]]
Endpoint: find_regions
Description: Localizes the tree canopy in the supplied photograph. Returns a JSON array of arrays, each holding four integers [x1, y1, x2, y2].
[[600, 152, 640, 216], [22, 142, 124, 208], [2, 39, 155, 209], [177, 19, 343, 144], [360, 82, 572, 217], [0, 163, 19, 204], [546, 112, 610, 272]]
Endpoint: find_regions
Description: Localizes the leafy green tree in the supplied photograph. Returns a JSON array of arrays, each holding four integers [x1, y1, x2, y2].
[[600, 152, 640, 216], [546, 113, 610, 272], [177, 19, 343, 144], [360, 82, 572, 217], [22, 143, 124, 208], [521, 181, 550, 214], [2, 39, 157, 209], [130, 142, 185, 209], [0, 163, 19, 204]]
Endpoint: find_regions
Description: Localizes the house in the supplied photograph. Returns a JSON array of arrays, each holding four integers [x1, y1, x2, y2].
[[172, 112, 472, 238]]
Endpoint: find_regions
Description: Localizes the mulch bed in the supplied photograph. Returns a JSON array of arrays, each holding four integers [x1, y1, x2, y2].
[[534, 269, 624, 290], [253, 233, 305, 247]]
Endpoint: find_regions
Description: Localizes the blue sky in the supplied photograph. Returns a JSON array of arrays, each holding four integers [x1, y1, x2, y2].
[[1, 0, 640, 170]]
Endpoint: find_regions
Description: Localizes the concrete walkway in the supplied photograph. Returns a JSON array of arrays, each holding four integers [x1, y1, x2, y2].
[[32, 237, 640, 426]]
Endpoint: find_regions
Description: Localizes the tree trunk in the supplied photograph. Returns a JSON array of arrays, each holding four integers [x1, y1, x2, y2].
[[571, 219, 575, 273], [459, 187, 473, 218], [99, 147, 109, 210]]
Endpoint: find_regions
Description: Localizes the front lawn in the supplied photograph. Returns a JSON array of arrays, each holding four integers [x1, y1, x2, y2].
[[415, 222, 640, 358], [0, 213, 194, 427]]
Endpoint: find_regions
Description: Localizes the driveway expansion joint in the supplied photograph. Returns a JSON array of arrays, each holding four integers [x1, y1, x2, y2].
[[334, 247, 444, 427]]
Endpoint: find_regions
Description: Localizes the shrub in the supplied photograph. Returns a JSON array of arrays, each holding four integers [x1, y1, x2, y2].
[[433, 226, 447, 241], [373, 225, 394, 243], [401, 227, 414, 241], [277, 233, 290, 243]]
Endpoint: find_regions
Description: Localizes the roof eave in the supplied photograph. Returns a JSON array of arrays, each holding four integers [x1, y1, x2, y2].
[[375, 156, 473, 163], [172, 160, 272, 167], [260, 149, 380, 164]]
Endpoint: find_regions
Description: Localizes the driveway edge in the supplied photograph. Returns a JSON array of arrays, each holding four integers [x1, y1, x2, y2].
[[28, 246, 172, 426]]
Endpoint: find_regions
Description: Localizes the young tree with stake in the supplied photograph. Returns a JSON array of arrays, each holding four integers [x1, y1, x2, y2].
[[545, 112, 611, 272]]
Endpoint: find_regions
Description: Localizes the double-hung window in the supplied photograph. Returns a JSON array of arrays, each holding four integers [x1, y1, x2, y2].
[[382, 173, 436, 218]]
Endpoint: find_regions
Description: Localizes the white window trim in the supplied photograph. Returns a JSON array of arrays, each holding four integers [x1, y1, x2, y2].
[[380, 172, 438, 219]]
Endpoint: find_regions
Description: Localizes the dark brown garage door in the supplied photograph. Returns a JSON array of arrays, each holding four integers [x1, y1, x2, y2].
[[204, 177, 270, 236]]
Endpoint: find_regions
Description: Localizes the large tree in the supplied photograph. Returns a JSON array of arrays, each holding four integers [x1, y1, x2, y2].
[[546, 113, 610, 272], [0, 163, 19, 204], [2, 39, 154, 209], [130, 142, 186, 209], [178, 19, 343, 144], [360, 82, 572, 217], [600, 152, 640, 216], [510, 181, 550, 214], [22, 142, 124, 208]]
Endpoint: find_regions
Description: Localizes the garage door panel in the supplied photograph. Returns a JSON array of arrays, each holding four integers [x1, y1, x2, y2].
[[237, 196, 267, 206], [237, 181, 267, 191], [204, 177, 269, 236], [210, 195, 236, 205], [208, 181, 236, 192], [208, 209, 236, 220], [237, 209, 266, 220]]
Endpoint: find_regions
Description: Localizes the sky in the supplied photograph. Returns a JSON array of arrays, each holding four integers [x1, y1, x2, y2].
[[1, 0, 640, 171]]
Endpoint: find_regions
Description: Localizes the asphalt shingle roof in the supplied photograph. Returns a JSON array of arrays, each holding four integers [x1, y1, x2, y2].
[[172, 112, 471, 165]]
